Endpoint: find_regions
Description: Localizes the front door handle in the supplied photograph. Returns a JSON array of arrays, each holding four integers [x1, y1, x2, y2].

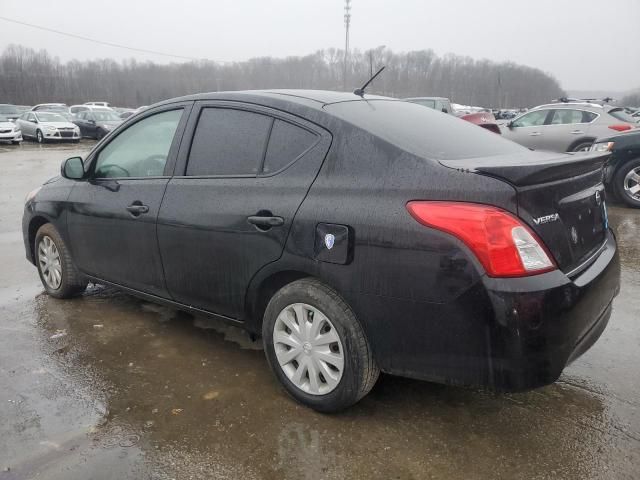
[[529, 132, 541, 136], [247, 215, 284, 229], [570, 130, 584, 134], [126, 203, 149, 216]]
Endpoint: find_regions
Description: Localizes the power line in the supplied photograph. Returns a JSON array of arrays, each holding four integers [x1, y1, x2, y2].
[[0, 15, 219, 62]]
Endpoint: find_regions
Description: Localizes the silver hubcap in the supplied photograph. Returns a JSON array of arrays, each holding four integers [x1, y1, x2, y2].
[[38, 236, 62, 289], [273, 303, 344, 395], [624, 167, 640, 200]]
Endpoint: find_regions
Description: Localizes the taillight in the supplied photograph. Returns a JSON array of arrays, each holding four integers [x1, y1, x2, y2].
[[406, 201, 556, 277], [608, 124, 632, 132]]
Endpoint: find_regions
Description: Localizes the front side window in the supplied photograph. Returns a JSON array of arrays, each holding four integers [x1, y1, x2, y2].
[[186, 108, 272, 176], [94, 109, 182, 178], [512, 110, 549, 127]]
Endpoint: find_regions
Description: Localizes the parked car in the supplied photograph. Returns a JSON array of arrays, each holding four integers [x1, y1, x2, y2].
[[590, 130, 640, 208], [31, 104, 73, 122], [404, 97, 453, 114], [22, 90, 620, 412], [0, 120, 22, 144], [460, 112, 501, 134], [501, 102, 637, 152], [84, 101, 110, 107], [16, 111, 80, 143], [0, 104, 21, 122], [73, 109, 123, 139]]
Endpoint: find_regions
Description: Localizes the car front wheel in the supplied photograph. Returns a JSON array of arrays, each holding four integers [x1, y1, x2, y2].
[[614, 159, 640, 208], [36, 130, 44, 144], [35, 223, 88, 298], [262, 278, 379, 412]]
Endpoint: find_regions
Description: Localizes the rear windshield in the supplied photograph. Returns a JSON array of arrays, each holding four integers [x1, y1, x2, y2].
[[608, 108, 636, 123], [325, 100, 526, 160]]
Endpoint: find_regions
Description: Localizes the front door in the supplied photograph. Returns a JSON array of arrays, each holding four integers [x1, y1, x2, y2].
[[157, 103, 331, 319], [66, 105, 190, 296], [502, 109, 552, 150]]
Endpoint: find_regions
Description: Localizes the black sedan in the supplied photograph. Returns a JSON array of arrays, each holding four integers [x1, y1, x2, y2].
[[22, 90, 620, 412], [591, 130, 640, 208], [73, 109, 123, 139]]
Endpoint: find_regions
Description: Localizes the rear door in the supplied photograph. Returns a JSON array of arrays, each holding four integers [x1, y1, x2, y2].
[[545, 109, 597, 152], [157, 102, 331, 319]]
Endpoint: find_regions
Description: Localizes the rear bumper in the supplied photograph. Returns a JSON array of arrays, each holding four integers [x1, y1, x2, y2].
[[481, 228, 619, 391], [0, 131, 22, 142], [367, 229, 620, 391]]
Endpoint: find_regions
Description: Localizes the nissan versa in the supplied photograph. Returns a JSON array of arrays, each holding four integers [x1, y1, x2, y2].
[[22, 90, 620, 412]]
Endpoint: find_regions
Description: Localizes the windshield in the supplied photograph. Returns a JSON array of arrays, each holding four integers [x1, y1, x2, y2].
[[325, 100, 526, 160], [608, 108, 637, 123], [93, 111, 121, 121], [35, 112, 67, 122], [0, 105, 19, 114]]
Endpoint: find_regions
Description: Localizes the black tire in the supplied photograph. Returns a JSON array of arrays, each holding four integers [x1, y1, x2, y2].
[[571, 141, 594, 152], [36, 129, 45, 144], [613, 158, 640, 208], [262, 278, 379, 412], [11, 141, 20, 145], [72, 139, 80, 144], [96, 130, 105, 140], [34, 223, 88, 299]]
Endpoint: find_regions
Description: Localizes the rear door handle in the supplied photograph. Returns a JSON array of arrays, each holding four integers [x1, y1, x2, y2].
[[247, 215, 284, 228], [570, 130, 584, 134], [529, 132, 541, 136], [126, 203, 149, 216]]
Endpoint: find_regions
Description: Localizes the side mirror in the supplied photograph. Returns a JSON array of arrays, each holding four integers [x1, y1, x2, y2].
[[442, 108, 449, 113], [507, 121, 514, 129], [61, 156, 84, 180]]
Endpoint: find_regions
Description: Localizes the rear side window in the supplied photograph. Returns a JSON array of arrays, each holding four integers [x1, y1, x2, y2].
[[263, 120, 318, 174], [186, 108, 272, 176]]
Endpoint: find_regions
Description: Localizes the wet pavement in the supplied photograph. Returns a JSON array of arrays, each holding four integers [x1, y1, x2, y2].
[[0, 141, 639, 479]]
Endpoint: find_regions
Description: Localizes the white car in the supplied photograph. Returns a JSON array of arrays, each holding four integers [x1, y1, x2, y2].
[[0, 121, 22, 144], [15, 111, 81, 143], [84, 101, 110, 107], [70, 104, 114, 115]]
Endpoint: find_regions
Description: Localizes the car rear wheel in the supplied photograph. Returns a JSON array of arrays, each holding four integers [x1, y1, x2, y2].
[[35, 223, 88, 298], [262, 278, 379, 412], [614, 159, 640, 208], [571, 141, 593, 152], [96, 130, 105, 140], [36, 130, 44, 144]]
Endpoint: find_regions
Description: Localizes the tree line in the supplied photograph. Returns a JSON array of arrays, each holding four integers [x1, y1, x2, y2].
[[0, 44, 566, 109]]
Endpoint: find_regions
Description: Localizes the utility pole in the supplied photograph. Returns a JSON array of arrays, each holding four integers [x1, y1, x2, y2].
[[343, 0, 351, 91]]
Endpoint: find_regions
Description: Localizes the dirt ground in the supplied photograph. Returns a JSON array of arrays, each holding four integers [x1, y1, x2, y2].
[[1, 141, 639, 480]]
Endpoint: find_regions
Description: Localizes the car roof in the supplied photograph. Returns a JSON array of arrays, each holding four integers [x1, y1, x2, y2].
[[155, 89, 394, 110], [404, 97, 450, 101], [533, 102, 607, 111]]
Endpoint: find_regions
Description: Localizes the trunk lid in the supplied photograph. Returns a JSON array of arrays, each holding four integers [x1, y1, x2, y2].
[[440, 151, 610, 273]]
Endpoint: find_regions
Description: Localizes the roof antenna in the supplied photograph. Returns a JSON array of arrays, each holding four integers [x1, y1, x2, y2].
[[353, 66, 385, 97]]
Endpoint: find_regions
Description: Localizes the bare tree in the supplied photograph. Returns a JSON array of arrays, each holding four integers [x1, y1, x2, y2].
[[0, 44, 564, 108]]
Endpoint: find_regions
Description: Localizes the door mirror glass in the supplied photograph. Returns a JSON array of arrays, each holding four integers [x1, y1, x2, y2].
[[61, 156, 84, 180]]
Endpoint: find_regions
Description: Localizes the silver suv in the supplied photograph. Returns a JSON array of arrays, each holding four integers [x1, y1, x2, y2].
[[501, 102, 637, 152]]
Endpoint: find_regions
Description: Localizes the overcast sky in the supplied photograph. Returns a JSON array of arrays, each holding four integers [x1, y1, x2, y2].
[[1, 0, 639, 92]]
